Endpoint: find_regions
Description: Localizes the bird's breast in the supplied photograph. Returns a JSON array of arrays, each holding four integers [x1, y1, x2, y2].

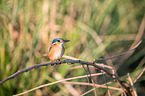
[[48, 45, 65, 61]]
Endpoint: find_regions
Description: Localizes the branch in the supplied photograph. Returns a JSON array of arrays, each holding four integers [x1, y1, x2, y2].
[[81, 88, 95, 96], [133, 68, 145, 83], [127, 73, 138, 96], [81, 81, 113, 96], [0, 60, 115, 85], [0, 59, 132, 95], [13, 73, 104, 96], [62, 81, 122, 90], [93, 40, 142, 62]]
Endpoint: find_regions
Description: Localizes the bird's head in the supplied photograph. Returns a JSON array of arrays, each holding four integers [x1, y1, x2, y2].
[[51, 38, 70, 46]]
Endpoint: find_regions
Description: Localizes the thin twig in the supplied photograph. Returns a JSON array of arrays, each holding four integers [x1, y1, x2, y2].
[[101, 70, 110, 96], [91, 79, 97, 96], [81, 88, 95, 96], [93, 40, 142, 62], [127, 73, 138, 96], [81, 81, 113, 96], [86, 65, 92, 83], [13, 73, 104, 96], [82, 65, 90, 85], [86, 65, 97, 96], [133, 68, 145, 83], [69, 63, 113, 70], [62, 81, 122, 90]]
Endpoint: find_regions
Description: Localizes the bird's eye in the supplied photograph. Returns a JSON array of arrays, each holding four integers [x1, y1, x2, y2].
[[57, 40, 60, 42]]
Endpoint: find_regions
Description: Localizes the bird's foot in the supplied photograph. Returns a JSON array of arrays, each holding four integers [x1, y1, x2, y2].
[[56, 60, 61, 65], [50, 61, 57, 66], [50, 60, 61, 66]]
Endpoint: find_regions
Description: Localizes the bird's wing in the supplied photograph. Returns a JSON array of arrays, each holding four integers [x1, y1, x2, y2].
[[49, 46, 52, 52]]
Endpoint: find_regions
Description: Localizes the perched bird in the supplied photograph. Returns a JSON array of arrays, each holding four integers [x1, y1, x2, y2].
[[48, 38, 70, 62]]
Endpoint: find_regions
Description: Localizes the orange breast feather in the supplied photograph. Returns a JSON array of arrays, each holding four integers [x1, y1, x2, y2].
[[48, 44, 64, 61]]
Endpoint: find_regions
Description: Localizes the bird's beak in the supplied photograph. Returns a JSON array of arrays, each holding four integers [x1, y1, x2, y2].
[[63, 40, 70, 42]]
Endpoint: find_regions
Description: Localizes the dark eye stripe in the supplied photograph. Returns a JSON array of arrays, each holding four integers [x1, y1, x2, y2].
[[58, 40, 60, 42]]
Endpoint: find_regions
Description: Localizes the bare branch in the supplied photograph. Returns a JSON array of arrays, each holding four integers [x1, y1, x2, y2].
[[127, 73, 138, 96], [0, 59, 132, 95], [0, 60, 115, 84], [93, 40, 142, 62], [81, 88, 95, 96], [13, 73, 104, 96], [62, 81, 122, 90], [80, 81, 114, 96], [133, 68, 145, 83]]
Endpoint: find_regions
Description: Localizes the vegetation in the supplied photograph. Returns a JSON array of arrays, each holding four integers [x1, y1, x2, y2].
[[0, 0, 144, 95]]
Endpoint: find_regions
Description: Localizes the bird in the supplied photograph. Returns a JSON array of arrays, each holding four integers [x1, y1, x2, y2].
[[48, 38, 70, 63]]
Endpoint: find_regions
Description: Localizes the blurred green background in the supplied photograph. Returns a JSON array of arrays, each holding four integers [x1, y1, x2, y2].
[[0, 0, 145, 95]]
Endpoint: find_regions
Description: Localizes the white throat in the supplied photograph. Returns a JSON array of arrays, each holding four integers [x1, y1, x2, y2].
[[59, 42, 64, 46]]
